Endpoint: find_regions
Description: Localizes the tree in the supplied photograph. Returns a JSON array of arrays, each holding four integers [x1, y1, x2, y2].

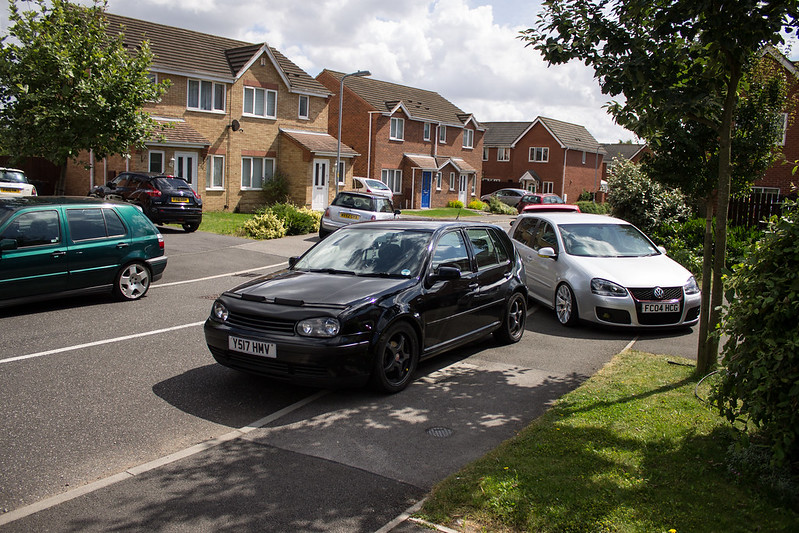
[[0, 0, 169, 193], [522, 0, 798, 375]]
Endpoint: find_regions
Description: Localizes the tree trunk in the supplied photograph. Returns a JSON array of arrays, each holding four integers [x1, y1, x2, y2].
[[696, 198, 714, 369], [55, 162, 68, 196]]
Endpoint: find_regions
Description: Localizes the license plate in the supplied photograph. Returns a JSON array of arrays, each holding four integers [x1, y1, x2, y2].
[[0, 188, 19, 193], [229, 336, 277, 358], [339, 212, 358, 220], [171, 197, 190, 203], [641, 302, 680, 313]]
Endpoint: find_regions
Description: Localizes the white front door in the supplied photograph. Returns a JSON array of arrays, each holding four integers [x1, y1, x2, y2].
[[458, 174, 468, 205], [175, 152, 198, 191], [312, 159, 329, 210]]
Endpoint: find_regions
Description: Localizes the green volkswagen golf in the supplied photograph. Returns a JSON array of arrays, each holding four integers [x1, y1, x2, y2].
[[0, 197, 167, 307]]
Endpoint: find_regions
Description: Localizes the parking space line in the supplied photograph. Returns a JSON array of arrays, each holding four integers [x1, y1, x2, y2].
[[0, 321, 206, 365], [0, 390, 330, 527], [152, 261, 287, 288]]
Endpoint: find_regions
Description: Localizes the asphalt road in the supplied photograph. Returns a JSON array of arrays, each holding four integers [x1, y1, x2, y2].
[[0, 221, 702, 532]]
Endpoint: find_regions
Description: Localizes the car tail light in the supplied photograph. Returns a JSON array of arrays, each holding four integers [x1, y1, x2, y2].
[[32, 186, 37, 196], [157, 233, 164, 250], [324, 208, 330, 217], [144, 189, 162, 197], [191, 189, 201, 200], [370, 215, 376, 220]]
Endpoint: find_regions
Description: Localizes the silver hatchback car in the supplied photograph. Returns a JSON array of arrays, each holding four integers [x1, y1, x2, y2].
[[508, 212, 701, 328], [319, 191, 400, 239]]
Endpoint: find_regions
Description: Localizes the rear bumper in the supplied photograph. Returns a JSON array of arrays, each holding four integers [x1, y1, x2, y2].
[[147, 205, 202, 225], [147, 255, 168, 282]]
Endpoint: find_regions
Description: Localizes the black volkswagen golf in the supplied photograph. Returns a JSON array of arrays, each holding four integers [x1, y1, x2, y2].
[[204, 220, 528, 393]]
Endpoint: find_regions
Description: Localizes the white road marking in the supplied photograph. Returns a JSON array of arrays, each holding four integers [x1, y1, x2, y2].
[[152, 261, 287, 288], [0, 390, 330, 526], [0, 321, 206, 365]]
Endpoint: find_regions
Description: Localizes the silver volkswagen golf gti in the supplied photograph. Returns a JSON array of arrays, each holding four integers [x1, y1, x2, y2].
[[508, 212, 701, 328]]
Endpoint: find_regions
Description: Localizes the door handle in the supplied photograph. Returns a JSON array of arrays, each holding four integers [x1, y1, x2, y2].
[[116, 242, 129, 249], [469, 283, 479, 290], [51, 251, 66, 258]]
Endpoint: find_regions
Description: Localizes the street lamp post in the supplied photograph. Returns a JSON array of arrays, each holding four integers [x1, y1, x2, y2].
[[335, 69, 371, 196]]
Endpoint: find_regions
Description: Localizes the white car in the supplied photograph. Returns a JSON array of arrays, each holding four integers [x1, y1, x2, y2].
[[319, 191, 400, 239], [353, 177, 393, 201], [508, 212, 701, 328], [0, 168, 37, 197]]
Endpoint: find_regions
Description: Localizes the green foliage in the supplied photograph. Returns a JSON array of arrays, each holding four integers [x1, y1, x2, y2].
[[261, 171, 290, 205], [257, 203, 320, 236], [447, 200, 464, 209], [713, 199, 799, 468], [606, 159, 691, 235], [577, 189, 593, 202], [0, 0, 169, 183], [242, 212, 286, 240], [487, 197, 518, 215], [575, 201, 609, 215], [467, 200, 487, 211]]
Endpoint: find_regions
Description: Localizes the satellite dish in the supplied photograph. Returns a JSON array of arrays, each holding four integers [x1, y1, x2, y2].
[[230, 119, 241, 132]]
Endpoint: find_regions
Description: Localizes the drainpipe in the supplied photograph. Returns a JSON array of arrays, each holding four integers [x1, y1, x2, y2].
[[593, 147, 600, 202], [89, 150, 95, 189], [368, 111, 380, 180], [411, 168, 416, 210], [562, 148, 568, 200]]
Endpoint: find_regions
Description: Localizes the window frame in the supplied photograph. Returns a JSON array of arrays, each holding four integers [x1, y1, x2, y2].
[[449, 172, 456, 191], [381, 169, 402, 193], [438, 125, 447, 144], [497, 147, 510, 162], [241, 156, 275, 190], [529, 147, 550, 163], [298, 94, 309, 120], [207, 155, 225, 190], [148, 150, 165, 173], [424, 122, 432, 141], [462, 128, 474, 149], [243, 86, 277, 119], [482, 147, 488, 161], [436, 172, 442, 191], [542, 181, 554, 193], [187, 79, 226, 112], [390, 117, 405, 141]]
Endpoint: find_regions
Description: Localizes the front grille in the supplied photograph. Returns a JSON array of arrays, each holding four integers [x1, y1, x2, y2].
[[209, 346, 330, 378], [629, 286, 683, 301], [226, 311, 296, 335]]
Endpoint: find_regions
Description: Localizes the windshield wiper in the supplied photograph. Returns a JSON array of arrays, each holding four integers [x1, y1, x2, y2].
[[309, 268, 356, 275]]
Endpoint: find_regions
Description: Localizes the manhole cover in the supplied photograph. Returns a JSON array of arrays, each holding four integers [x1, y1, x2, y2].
[[426, 426, 453, 438]]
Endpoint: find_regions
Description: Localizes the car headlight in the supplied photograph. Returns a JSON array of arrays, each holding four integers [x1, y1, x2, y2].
[[591, 278, 628, 297], [212, 300, 229, 321], [684, 276, 700, 295], [296, 317, 340, 338]]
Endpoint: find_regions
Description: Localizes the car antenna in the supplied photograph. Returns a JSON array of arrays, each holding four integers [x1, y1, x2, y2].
[[456, 207, 461, 220]]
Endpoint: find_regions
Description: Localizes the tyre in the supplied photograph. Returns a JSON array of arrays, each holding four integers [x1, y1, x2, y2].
[[370, 322, 418, 393], [494, 291, 527, 344], [318, 227, 331, 239], [182, 222, 200, 232], [555, 283, 579, 326], [113, 261, 151, 301]]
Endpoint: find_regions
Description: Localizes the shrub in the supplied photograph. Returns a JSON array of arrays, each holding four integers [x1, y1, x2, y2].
[[242, 212, 286, 240], [712, 199, 799, 469], [468, 200, 487, 211], [447, 200, 464, 209], [261, 171, 290, 205], [487, 197, 518, 215], [575, 201, 610, 215], [263, 202, 321, 235], [606, 158, 692, 234], [577, 189, 594, 202]]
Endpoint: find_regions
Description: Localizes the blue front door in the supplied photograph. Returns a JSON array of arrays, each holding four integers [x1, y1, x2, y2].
[[421, 171, 432, 208]]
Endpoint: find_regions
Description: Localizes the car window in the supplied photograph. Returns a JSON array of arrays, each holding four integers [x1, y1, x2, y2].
[[466, 228, 507, 269], [512, 217, 540, 248], [67, 208, 111, 241], [125, 207, 158, 237], [488, 228, 511, 263], [0, 170, 28, 184], [103, 208, 127, 237], [154, 177, 192, 190], [559, 223, 659, 257], [375, 198, 395, 213], [537, 222, 559, 253], [0, 210, 61, 247], [112, 174, 131, 187], [432, 230, 471, 272]]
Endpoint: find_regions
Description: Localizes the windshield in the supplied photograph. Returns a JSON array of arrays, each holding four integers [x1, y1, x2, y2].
[[559, 223, 660, 257], [294, 228, 432, 277], [0, 170, 28, 184], [154, 177, 192, 190]]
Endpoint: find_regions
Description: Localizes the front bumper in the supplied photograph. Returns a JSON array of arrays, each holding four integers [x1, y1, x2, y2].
[[204, 318, 373, 388], [578, 290, 701, 328]]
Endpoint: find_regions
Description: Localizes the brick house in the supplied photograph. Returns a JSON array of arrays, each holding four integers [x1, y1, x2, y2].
[[316, 70, 485, 209], [481, 117, 606, 203], [61, 13, 359, 212]]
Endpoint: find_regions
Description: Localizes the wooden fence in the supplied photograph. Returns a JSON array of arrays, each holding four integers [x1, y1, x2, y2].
[[727, 195, 788, 228]]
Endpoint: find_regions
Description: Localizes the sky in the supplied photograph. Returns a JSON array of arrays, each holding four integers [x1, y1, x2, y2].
[[3, 0, 798, 144]]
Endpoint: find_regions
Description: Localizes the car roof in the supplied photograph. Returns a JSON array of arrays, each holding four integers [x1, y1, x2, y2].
[[517, 212, 627, 225], [338, 190, 391, 200], [118, 171, 180, 179], [0, 167, 25, 173], [344, 219, 504, 232], [0, 196, 129, 210]]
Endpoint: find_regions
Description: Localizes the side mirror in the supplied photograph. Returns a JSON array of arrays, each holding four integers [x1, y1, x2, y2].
[[428, 265, 461, 284], [657, 246, 667, 255], [288, 256, 299, 268], [537, 247, 557, 260], [106, 182, 116, 189], [0, 238, 18, 251], [394, 209, 401, 216]]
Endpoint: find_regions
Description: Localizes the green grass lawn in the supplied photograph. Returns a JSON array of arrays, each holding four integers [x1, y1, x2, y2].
[[419, 351, 799, 532], [193, 211, 254, 236]]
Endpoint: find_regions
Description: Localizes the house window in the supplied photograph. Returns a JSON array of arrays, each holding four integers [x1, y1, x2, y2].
[[778, 112, 788, 146], [241, 157, 274, 189], [337, 161, 345, 185], [582, 151, 586, 165], [243, 86, 277, 119], [497, 147, 510, 161], [207, 155, 224, 189], [148, 151, 164, 173], [390, 117, 404, 141], [542, 181, 554, 193], [381, 169, 402, 193], [483, 147, 488, 161], [449, 172, 456, 191], [470, 175, 476, 196], [462, 128, 474, 149], [298, 95, 309, 119], [424, 123, 432, 141], [751, 186, 780, 202], [187, 79, 225, 112], [438, 125, 447, 143], [530, 147, 549, 162], [436, 172, 442, 191]]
